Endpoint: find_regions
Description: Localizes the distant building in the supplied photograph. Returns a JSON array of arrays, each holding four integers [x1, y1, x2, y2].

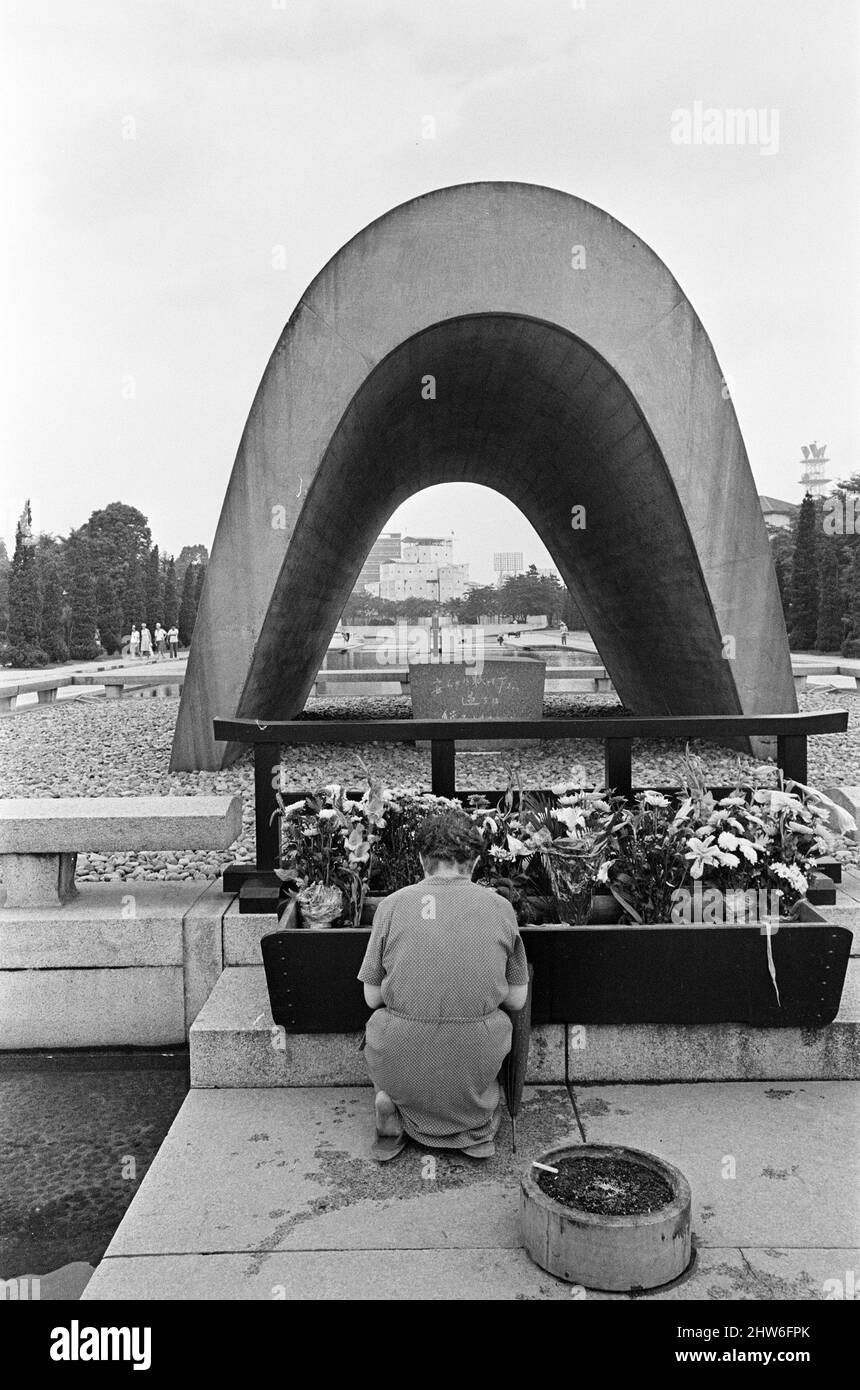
[[759, 496, 799, 531], [355, 531, 402, 594], [402, 536, 453, 566], [379, 559, 470, 603], [494, 551, 523, 584]]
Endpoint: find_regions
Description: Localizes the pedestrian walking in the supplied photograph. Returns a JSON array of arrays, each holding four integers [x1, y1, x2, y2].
[[167, 624, 179, 658], [140, 624, 153, 659], [154, 622, 167, 658], [559, 620, 568, 648], [129, 625, 140, 658]]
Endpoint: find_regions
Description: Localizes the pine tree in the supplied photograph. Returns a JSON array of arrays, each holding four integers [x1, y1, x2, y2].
[[178, 563, 197, 646], [145, 545, 163, 630], [68, 542, 101, 660], [162, 556, 179, 628], [788, 493, 819, 650], [815, 543, 843, 652], [8, 501, 47, 665]]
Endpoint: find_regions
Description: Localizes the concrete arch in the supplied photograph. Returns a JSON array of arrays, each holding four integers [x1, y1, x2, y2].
[[172, 182, 794, 771]]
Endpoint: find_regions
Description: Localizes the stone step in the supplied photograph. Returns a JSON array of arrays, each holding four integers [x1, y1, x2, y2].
[[190, 961, 860, 1087]]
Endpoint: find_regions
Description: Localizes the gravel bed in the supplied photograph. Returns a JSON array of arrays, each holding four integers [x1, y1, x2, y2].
[[0, 689, 857, 884]]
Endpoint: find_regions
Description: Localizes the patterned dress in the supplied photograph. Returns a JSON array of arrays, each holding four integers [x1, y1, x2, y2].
[[357, 875, 530, 1150]]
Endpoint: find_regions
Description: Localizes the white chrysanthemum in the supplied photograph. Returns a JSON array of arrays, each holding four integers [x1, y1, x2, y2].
[[717, 830, 758, 863], [771, 862, 808, 894]]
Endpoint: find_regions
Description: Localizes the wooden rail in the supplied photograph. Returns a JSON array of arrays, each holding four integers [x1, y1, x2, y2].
[[214, 711, 847, 879]]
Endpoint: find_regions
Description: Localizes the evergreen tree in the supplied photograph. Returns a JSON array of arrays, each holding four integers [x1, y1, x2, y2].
[[0, 538, 10, 643], [815, 543, 843, 652], [788, 493, 819, 650], [95, 573, 124, 654], [123, 552, 147, 631], [178, 563, 197, 646], [842, 546, 860, 657], [193, 561, 206, 613], [145, 545, 163, 630], [39, 555, 68, 662], [8, 501, 47, 665], [68, 542, 101, 660], [175, 543, 209, 587], [162, 556, 179, 628], [561, 588, 587, 632], [767, 526, 794, 631], [83, 503, 150, 633]]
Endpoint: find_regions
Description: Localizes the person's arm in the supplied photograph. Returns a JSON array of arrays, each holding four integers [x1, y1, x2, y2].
[[502, 982, 528, 1012], [357, 904, 390, 1007], [501, 904, 530, 1012]]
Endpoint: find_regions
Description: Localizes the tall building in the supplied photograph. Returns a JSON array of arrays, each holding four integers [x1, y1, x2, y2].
[[355, 532, 402, 594], [494, 551, 523, 584], [359, 531, 468, 603]]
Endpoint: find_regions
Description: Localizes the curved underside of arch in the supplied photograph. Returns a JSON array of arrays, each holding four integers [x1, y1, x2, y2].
[[171, 182, 794, 771]]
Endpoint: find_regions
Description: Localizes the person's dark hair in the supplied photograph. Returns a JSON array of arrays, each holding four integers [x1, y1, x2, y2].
[[415, 809, 482, 866]]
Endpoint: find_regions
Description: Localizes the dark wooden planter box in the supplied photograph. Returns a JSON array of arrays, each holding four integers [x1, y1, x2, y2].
[[260, 900, 851, 1033]]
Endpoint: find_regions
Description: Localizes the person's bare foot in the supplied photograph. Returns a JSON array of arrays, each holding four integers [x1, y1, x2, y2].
[[371, 1092, 407, 1161], [374, 1091, 403, 1137]]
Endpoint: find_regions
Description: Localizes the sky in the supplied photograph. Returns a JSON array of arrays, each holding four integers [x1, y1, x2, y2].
[[2, 0, 858, 583]]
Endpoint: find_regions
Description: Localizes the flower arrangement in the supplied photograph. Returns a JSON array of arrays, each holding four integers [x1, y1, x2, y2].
[[599, 753, 848, 926], [275, 779, 383, 927], [274, 773, 462, 927], [271, 753, 854, 934]]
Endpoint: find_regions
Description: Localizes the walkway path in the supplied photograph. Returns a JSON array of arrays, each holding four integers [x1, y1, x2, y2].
[[82, 1079, 858, 1301]]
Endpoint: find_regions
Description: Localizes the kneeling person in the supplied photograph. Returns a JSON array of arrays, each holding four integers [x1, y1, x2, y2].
[[358, 809, 529, 1161]]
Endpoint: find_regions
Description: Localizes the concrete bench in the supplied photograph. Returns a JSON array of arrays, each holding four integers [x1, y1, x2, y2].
[[0, 676, 76, 711], [545, 665, 613, 693], [311, 667, 409, 695], [72, 673, 185, 699], [0, 796, 243, 908]]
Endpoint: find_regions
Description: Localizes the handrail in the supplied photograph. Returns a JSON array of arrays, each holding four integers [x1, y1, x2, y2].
[[215, 712, 845, 742]]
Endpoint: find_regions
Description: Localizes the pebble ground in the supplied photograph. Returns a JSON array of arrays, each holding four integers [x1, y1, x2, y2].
[[0, 688, 856, 883]]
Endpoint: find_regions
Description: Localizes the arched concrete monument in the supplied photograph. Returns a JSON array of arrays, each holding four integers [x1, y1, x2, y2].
[[171, 182, 795, 771]]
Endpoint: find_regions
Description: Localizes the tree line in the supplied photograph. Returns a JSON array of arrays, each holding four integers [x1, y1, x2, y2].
[[0, 501, 209, 666], [772, 475, 860, 655], [341, 564, 585, 628]]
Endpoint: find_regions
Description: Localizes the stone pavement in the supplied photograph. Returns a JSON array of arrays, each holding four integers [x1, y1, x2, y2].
[[82, 1080, 859, 1301], [1, 654, 188, 685]]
